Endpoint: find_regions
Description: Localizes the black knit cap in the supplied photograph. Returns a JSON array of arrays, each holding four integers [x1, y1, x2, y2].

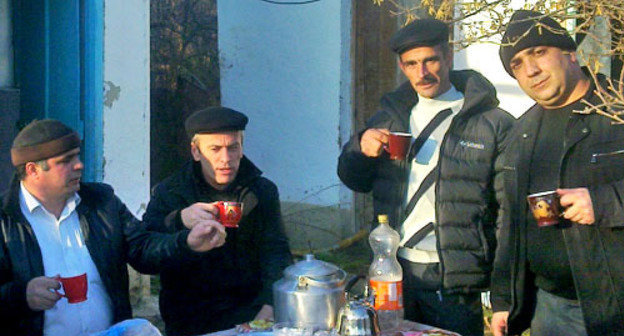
[[11, 119, 81, 166], [390, 18, 450, 54], [500, 10, 577, 77], [185, 106, 248, 139]]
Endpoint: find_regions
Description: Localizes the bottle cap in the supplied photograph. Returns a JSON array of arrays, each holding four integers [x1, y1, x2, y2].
[[377, 214, 388, 224]]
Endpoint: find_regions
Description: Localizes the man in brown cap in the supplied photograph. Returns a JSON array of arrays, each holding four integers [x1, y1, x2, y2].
[[141, 106, 292, 336], [338, 17, 514, 336], [0, 119, 221, 336], [491, 9, 624, 336]]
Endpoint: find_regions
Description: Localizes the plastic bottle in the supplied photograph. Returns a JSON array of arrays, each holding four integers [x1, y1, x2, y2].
[[368, 214, 404, 332]]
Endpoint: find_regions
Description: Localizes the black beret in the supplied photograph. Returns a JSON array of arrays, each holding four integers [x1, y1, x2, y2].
[[390, 18, 450, 54], [185, 106, 248, 138], [11, 119, 81, 166], [500, 10, 577, 77]]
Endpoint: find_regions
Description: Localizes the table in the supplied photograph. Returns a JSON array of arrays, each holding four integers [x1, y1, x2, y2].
[[203, 320, 460, 336]]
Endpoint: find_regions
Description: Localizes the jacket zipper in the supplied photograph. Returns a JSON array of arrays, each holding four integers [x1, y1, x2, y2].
[[590, 149, 624, 163]]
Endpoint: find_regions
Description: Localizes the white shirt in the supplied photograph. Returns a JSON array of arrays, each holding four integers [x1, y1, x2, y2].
[[400, 86, 464, 256], [19, 183, 113, 336]]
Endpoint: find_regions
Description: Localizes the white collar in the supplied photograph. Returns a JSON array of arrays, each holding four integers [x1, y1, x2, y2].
[[417, 84, 463, 103], [19, 182, 81, 215]]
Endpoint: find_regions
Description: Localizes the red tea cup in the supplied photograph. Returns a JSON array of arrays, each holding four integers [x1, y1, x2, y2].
[[215, 201, 243, 228], [385, 132, 412, 160], [56, 273, 88, 303]]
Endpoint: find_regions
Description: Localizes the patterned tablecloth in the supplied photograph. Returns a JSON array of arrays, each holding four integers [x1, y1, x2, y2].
[[203, 320, 460, 336]]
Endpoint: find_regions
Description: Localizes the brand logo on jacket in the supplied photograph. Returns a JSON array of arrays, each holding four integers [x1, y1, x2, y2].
[[459, 140, 485, 150]]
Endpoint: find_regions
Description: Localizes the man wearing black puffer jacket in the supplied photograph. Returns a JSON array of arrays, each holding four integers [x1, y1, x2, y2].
[[338, 18, 514, 336]]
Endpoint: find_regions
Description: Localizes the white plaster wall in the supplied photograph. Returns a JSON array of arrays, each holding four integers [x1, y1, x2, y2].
[[102, 0, 150, 216], [0, 0, 13, 87], [454, 43, 533, 118], [218, 0, 350, 206]]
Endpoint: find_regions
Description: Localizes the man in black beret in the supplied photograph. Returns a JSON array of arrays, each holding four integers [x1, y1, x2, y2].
[[338, 17, 514, 336], [490, 9, 624, 336], [141, 106, 292, 336], [0, 119, 169, 335]]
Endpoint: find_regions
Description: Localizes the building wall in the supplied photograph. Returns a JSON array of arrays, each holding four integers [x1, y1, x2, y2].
[[218, 0, 351, 208], [0, 0, 16, 193], [454, 42, 533, 119], [0, 0, 12, 87], [102, 0, 150, 216]]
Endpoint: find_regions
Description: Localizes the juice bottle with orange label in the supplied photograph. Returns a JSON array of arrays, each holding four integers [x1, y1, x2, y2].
[[368, 214, 404, 332]]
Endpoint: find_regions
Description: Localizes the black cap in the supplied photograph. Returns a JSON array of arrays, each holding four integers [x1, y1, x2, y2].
[[390, 18, 450, 54], [11, 119, 81, 166], [185, 106, 249, 139], [500, 10, 577, 77]]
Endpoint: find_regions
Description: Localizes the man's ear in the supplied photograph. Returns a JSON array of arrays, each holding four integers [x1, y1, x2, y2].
[[24, 162, 40, 178], [190, 142, 201, 161], [568, 51, 578, 64], [398, 59, 408, 76]]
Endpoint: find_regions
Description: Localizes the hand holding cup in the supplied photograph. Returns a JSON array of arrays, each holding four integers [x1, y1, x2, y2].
[[180, 202, 218, 229], [360, 128, 390, 158], [558, 188, 595, 225], [26, 276, 63, 311]]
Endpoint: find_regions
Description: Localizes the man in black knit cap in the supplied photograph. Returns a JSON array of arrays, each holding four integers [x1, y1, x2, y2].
[[141, 106, 292, 336], [491, 10, 624, 336]]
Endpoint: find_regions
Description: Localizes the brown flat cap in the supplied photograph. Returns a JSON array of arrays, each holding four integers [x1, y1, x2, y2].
[[11, 119, 81, 166]]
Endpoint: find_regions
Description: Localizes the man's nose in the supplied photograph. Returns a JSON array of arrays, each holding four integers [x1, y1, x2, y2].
[[74, 159, 84, 170], [417, 63, 430, 77], [524, 58, 541, 77], [220, 149, 232, 162]]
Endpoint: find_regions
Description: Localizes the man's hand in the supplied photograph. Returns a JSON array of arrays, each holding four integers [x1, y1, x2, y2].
[[26, 276, 62, 311], [490, 311, 509, 336], [558, 188, 595, 225], [253, 304, 274, 322], [360, 128, 389, 158], [186, 220, 226, 252], [181, 202, 218, 229]]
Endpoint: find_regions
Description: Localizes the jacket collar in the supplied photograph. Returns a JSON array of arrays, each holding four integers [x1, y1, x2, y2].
[[383, 69, 500, 130]]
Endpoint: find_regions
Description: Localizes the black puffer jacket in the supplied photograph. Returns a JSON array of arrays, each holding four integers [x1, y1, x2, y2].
[[338, 70, 514, 293], [0, 178, 144, 336], [491, 77, 624, 335], [140, 157, 292, 336]]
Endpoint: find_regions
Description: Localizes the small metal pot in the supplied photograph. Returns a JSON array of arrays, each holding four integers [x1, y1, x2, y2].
[[273, 254, 347, 330], [335, 289, 380, 336]]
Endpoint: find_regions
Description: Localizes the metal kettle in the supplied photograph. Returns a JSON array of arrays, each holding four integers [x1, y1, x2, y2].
[[273, 254, 348, 330], [335, 286, 380, 336]]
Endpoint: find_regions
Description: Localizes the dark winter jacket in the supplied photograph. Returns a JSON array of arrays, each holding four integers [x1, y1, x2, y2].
[[0, 178, 144, 336], [338, 70, 514, 293], [140, 157, 292, 336], [491, 77, 624, 336]]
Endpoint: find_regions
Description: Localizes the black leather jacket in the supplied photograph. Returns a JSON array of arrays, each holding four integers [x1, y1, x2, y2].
[[0, 177, 145, 336], [338, 70, 514, 293], [491, 77, 624, 335], [140, 157, 292, 336]]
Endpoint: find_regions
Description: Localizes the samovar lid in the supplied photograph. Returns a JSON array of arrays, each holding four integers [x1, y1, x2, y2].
[[284, 254, 345, 281]]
